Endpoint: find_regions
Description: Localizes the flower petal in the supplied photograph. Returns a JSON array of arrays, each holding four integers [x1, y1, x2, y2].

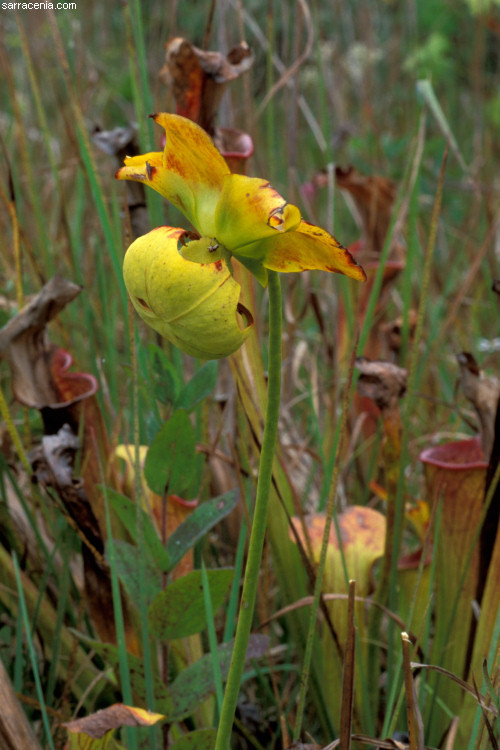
[[236, 220, 367, 280], [123, 226, 252, 359], [155, 113, 229, 235], [116, 149, 204, 224], [116, 114, 230, 236], [215, 174, 301, 250]]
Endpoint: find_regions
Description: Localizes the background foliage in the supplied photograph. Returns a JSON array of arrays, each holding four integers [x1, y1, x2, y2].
[[0, 0, 499, 748]]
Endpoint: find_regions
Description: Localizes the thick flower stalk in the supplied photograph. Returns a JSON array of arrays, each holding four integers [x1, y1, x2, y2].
[[117, 113, 365, 359]]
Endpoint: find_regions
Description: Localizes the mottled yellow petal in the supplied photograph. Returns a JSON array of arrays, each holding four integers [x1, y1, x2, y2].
[[155, 113, 229, 235], [116, 150, 204, 226], [238, 220, 367, 280], [123, 226, 252, 359], [116, 114, 230, 235], [215, 174, 301, 250]]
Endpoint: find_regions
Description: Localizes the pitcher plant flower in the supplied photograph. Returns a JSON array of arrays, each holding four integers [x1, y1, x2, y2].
[[115, 112, 366, 750], [116, 113, 365, 359]]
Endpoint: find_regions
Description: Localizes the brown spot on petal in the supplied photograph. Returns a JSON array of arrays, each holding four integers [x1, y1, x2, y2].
[[135, 297, 153, 312], [128, 172, 147, 182], [146, 161, 156, 180], [236, 302, 254, 330]]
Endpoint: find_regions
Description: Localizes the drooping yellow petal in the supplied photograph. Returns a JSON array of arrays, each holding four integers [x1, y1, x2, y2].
[[155, 113, 229, 235], [116, 114, 230, 236], [215, 174, 301, 250], [115, 151, 168, 195], [236, 220, 367, 280], [123, 226, 252, 359]]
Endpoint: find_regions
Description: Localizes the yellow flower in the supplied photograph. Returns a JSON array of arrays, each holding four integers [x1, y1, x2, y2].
[[116, 113, 366, 287], [116, 113, 365, 358]]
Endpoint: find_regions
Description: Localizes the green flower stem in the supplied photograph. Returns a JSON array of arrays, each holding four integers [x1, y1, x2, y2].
[[215, 270, 282, 750]]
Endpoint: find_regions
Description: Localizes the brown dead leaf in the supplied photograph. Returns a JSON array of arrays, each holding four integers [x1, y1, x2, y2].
[[63, 703, 164, 740], [356, 358, 407, 413], [160, 37, 254, 172], [335, 165, 403, 263], [0, 276, 110, 530], [0, 278, 138, 649], [457, 352, 500, 460], [381, 310, 418, 358], [331, 168, 406, 365], [29, 425, 140, 651], [0, 276, 81, 408], [29, 425, 102, 550], [0, 659, 43, 750], [160, 37, 253, 135], [92, 126, 149, 239]]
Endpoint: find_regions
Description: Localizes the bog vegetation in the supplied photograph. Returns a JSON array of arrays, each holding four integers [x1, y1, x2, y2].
[[0, 1, 499, 749]]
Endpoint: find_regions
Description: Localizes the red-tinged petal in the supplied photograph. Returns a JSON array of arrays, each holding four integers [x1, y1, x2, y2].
[[116, 150, 204, 231], [237, 220, 367, 280], [116, 151, 192, 215], [215, 174, 301, 250], [154, 113, 230, 235], [116, 151, 162, 184], [116, 115, 230, 235]]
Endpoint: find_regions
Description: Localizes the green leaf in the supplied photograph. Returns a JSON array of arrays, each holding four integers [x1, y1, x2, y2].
[[106, 539, 162, 608], [169, 729, 216, 750], [166, 490, 239, 571], [175, 361, 218, 411], [145, 343, 182, 406], [145, 410, 196, 496], [148, 568, 234, 640], [72, 633, 268, 724], [105, 488, 170, 573], [169, 634, 269, 722]]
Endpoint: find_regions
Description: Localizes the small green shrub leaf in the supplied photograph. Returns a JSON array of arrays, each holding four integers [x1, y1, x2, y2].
[[148, 568, 234, 640], [145, 410, 196, 496], [105, 488, 170, 572], [74, 637, 174, 716], [175, 360, 218, 411], [166, 490, 239, 571], [144, 343, 182, 405], [106, 539, 162, 608], [169, 634, 269, 721]]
